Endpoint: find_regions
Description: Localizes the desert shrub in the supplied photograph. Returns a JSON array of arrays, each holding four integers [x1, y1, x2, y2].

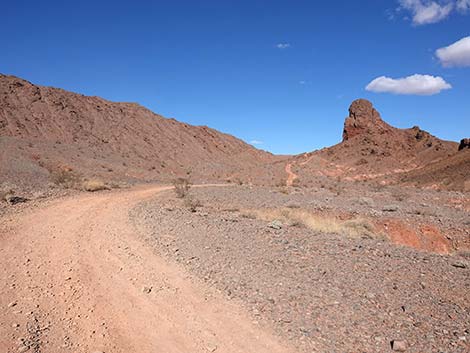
[[286, 203, 301, 209], [391, 188, 409, 202], [223, 207, 240, 212], [0, 186, 14, 202], [184, 196, 202, 212], [455, 250, 470, 259], [240, 210, 257, 219], [173, 178, 191, 198], [82, 179, 109, 192], [328, 182, 344, 196], [50, 169, 80, 189], [291, 178, 301, 188], [234, 178, 244, 185]]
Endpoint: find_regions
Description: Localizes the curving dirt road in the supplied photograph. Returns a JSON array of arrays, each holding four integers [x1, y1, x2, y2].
[[284, 163, 298, 187], [0, 185, 296, 353]]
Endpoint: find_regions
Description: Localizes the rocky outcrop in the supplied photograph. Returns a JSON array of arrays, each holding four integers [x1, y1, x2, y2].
[[342, 99, 392, 141], [458, 138, 470, 151], [290, 98, 461, 190]]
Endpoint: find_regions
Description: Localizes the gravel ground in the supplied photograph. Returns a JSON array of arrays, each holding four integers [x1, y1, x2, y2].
[[131, 185, 470, 353]]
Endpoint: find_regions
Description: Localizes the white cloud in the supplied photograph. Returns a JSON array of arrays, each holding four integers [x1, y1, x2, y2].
[[436, 36, 470, 67], [249, 140, 263, 145], [299, 80, 306, 84], [457, 0, 470, 12], [276, 43, 290, 49], [399, 0, 453, 25], [366, 74, 452, 95]]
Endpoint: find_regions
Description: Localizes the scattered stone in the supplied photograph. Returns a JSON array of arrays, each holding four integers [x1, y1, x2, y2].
[[357, 197, 374, 206], [391, 340, 407, 351], [452, 261, 468, 269], [17, 346, 30, 352], [6, 196, 29, 205], [8, 301, 17, 308], [129, 184, 470, 353], [142, 286, 152, 294], [382, 205, 399, 212], [268, 220, 282, 230], [206, 344, 218, 352]]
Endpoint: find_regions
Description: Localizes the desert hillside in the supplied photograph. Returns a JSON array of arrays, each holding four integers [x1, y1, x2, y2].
[[0, 74, 284, 190], [287, 99, 468, 191], [2, 75, 467, 193]]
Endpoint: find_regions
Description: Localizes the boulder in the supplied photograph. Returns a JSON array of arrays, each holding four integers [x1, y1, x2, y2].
[[6, 196, 29, 205], [458, 138, 470, 151]]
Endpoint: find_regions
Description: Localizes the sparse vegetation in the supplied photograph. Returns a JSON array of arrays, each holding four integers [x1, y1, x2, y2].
[[244, 207, 378, 239], [0, 184, 14, 202], [82, 179, 109, 192], [234, 178, 244, 185], [291, 178, 301, 188], [173, 178, 191, 198], [223, 207, 240, 212], [391, 188, 409, 202], [50, 168, 80, 189], [184, 196, 202, 212]]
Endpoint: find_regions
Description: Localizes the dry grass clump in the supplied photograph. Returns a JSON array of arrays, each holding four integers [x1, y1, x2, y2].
[[243, 207, 378, 239], [291, 178, 301, 188], [82, 179, 109, 192], [0, 183, 15, 201], [391, 188, 409, 202], [173, 178, 191, 198], [278, 187, 290, 195], [50, 169, 80, 188], [0, 185, 14, 202], [184, 196, 202, 212]]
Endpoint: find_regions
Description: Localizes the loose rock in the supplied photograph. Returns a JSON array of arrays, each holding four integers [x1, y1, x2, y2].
[[391, 339, 407, 351]]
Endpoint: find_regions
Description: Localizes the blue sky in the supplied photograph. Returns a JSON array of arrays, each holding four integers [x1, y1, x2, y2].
[[2, 0, 469, 154]]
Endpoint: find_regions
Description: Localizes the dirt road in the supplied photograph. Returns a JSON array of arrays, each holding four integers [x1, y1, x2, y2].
[[284, 163, 298, 186], [0, 185, 296, 353]]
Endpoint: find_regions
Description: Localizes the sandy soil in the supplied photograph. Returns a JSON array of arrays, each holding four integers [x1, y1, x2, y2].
[[0, 185, 296, 353]]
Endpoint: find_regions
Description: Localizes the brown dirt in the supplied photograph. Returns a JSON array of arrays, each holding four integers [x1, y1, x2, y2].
[[0, 185, 296, 353], [375, 219, 450, 254]]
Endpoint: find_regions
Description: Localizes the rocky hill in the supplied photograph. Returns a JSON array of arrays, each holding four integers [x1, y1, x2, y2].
[[288, 99, 467, 190], [0, 74, 284, 190], [1, 75, 467, 192]]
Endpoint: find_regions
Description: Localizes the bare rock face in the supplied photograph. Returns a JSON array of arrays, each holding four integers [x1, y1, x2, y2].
[[342, 99, 391, 141], [458, 138, 470, 151]]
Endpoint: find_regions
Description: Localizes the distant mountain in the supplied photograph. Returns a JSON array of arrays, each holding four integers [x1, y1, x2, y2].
[[0, 74, 283, 190]]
